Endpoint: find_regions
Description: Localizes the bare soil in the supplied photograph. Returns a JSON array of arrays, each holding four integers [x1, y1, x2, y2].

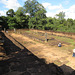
[[7, 29, 75, 74], [0, 31, 65, 75]]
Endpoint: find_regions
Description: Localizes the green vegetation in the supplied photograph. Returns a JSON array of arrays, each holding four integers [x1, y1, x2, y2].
[[49, 34, 75, 46], [25, 30, 31, 33], [0, 0, 75, 33], [24, 30, 75, 47], [54, 60, 62, 66]]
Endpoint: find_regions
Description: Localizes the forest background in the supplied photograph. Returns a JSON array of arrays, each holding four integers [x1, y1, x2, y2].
[[0, 0, 75, 33]]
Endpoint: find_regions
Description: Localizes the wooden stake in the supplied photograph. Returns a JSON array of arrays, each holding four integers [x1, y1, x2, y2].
[[45, 32, 47, 42]]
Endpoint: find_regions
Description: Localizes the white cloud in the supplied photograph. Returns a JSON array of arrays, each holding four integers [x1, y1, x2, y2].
[[42, 2, 63, 18], [69, 5, 75, 13], [48, 4, 63, 10], [0, 1, 75, 19], [0, 10, 7, 16], [42, 3, 63, 10], [0, 0, 21, 10], [46, 12, 56, 18], [0, 0, 6, 3], [0, 0, 21, 16], [22, 0, 27, 1], [42, 3, 51, 8], [65, 12, 75, 19], [42, 2, 75, 19], [56, 7, 75, 19], [65, 5, 75, 19]]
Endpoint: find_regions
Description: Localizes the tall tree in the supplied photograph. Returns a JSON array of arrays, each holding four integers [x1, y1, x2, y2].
[[0, 16, 8, 29], [24, 0, 46, 17], [7, 17, 17, 29], [67, 18, 73, 28], [6, 9, 15, 17], [56, 11, 65, 20], [15, 7, 29, 28], [15, 7, 25, 16], [46, 17, 54, 30], [0, 16, 2, 25], [24, 0, 46, 29]]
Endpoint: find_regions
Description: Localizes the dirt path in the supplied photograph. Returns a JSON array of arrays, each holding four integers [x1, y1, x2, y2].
[[8, 32, 75, 73]]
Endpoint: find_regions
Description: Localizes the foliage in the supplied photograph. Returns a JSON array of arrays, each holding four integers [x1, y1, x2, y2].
[[7, 17, 17, 29], [24, 0, 46, 17], [56, 11, 65, 20], [24, 0, 46, 29], [1, 0, 75, 33], [15, 7, 29, 28], [6, 9, 15, 17], [0, 16, 8, 29]]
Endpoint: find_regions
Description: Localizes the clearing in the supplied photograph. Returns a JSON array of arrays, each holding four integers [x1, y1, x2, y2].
[[7, 29, 75, 73]]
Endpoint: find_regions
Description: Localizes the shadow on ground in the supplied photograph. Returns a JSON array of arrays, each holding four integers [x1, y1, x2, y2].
[[0, 32, 75, 75]]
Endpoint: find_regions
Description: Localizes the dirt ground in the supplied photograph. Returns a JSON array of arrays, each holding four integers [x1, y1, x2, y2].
[[7, 30, 75, 74], [0, 31, 65, 75]]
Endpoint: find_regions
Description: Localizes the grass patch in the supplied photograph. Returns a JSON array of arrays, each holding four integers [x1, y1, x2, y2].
[[49, 35, 75, 46], [25, 30, 31, 33], [66, 62, 71, 65], [54, 60, 62, 66], [19, 30, 75, 47], [23, 41, 28, 44]]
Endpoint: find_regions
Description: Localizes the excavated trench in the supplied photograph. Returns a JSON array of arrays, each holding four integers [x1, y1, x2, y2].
[[0, 32, 75, 75]]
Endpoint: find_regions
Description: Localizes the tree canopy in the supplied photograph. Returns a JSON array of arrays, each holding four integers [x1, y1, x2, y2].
[[6, 9, 15, 17], [24, 0, 46, 17], [24, 0, 46, 29], [15, 7, 29, 28], [56, 11, 65, 20], [1, 0, 75, 33]]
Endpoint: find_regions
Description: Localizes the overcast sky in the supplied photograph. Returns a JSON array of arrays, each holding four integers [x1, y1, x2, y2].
[[0, 0, 75, 19]]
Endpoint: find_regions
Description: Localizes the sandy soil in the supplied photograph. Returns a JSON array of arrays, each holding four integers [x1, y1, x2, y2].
[[0, 32, 65, 75], [8, 32, 75, 73]]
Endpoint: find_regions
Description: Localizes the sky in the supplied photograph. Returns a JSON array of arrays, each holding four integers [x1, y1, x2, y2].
[[0, 0, 75, 19]]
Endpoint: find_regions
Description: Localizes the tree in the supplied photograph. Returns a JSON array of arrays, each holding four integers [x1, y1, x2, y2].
[[6, 9, 15, 17], [56, 11, 65, 20], [53, 18, 60, 31], [24, 0, 46, 17], [15, 7, 25, 16], [67, 18, 73, 28], [0, 16, 8, 29], [45, 17, 54, 30], [7, 17, 17, 29], [0, 16, 2, 25], [24, 0, 46, 29], [15, 7, 29, 28]]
